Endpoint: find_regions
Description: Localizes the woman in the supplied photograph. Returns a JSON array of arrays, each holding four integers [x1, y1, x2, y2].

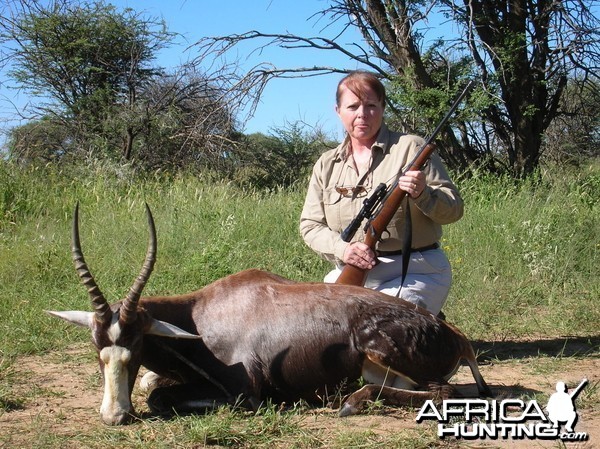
[[299, 71, 463, 315]]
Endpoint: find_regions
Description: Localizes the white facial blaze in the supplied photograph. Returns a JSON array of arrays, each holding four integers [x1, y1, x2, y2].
[[49, 307, 201, 425], [107, 317, 122, 344], [99, 345, 133, 425]]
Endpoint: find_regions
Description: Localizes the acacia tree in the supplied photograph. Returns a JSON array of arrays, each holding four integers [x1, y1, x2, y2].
[[1, 0, 241, 168], [2, 3, 170, 104], [131, 68, 239, 172], [194, 0, 600, 176], [0, 0, 172, 161], [441, 0, 600, 175], [542, 79, 600, 162]]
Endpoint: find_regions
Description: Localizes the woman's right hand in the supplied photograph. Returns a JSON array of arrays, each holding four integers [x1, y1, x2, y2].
[[342, 241, 377, 270]]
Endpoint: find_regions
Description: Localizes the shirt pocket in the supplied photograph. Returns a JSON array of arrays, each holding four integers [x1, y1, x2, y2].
[[322, 187, 341, 232]]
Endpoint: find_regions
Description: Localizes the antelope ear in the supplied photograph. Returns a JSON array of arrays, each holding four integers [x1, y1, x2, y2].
[[146, 318, 202, 339], [46, 310, 94, 328]]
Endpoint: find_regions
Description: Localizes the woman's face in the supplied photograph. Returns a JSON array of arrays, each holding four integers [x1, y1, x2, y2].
[[335, 83, 384, 146]]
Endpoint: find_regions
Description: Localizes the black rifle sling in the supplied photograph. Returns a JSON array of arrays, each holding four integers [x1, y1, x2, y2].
[[396, 195, 412, 298]]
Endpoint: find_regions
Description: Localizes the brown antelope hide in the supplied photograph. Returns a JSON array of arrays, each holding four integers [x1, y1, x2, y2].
[[48, 204, 493, 425]]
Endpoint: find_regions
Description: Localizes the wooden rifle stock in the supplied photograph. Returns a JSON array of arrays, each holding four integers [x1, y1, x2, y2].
[[335, 143, 436, 286]]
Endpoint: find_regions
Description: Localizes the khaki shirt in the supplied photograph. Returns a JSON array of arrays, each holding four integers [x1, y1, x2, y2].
[[300, 124, 464, 265]]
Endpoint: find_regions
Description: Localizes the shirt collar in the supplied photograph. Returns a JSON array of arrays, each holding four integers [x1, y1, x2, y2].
[[372, 123, 390, 155], [335, 123, 391, 162]]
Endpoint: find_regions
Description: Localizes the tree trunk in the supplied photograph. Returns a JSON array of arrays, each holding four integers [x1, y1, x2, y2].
[[123, 127, 134, 161]]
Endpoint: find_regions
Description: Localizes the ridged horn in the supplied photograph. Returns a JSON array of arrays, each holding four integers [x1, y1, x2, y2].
[[72, 202, 112, 324], [119, 203, 157, 325]]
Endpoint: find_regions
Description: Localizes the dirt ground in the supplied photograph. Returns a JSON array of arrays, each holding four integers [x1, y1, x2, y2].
[[1, 336, 598, 449]]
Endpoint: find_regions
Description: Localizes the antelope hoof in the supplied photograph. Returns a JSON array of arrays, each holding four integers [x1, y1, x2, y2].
[[339, 399, 362, 417]]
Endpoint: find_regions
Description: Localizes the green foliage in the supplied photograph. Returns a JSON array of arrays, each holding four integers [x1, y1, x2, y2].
[[0, 357, 24, 413], [1, 0, 184, 165], [388, 41, 475, 122], [232, 122, 331, 189], [0, 161, 60, 228], [6, 0, 170, 115], [6, 116, 72, 165], [543, 79, 600, 162], [444, 163, 600, 339], [0, 159, 330, 358]]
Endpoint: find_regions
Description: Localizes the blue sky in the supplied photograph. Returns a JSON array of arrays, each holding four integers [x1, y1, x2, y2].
[[123, 0, 365, 137], [0, 0, 374, 145]]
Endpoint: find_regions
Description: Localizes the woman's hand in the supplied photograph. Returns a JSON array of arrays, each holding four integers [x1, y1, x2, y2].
[[398, 170, 426, 198], [343, 241, 377, 269]]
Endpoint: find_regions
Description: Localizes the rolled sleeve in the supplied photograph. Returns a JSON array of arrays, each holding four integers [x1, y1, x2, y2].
[[414, 153, 464, 224]]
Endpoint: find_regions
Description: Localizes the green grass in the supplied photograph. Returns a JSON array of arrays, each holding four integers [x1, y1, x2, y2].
[[0, 159, 599, 447], [442, 164, 600, 339], [0, 163, 330, 358], [0, 403, 443, 448]]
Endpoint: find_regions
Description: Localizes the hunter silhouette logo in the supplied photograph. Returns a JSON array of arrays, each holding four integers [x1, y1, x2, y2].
[[416, 378, 589, 442], [546, 378, 588, 434]]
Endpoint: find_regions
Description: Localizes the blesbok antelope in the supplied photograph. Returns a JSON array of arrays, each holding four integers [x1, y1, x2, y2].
[[48, 204, 492, 425]]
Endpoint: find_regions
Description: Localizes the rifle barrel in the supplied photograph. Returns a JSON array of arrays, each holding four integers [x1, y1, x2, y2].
[[569, 378, 589, 400]]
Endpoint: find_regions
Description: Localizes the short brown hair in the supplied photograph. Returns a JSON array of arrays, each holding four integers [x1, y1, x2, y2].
[[336, 71, 386, 106]]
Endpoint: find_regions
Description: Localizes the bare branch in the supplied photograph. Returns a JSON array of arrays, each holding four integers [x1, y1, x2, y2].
[[192, 30, 386, 121]]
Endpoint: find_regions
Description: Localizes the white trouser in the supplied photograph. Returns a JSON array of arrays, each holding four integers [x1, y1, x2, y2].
[[324, 248, 451, 315]]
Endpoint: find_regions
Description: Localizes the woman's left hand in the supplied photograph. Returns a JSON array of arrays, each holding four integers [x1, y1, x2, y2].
[[398, 170, 426, 198]]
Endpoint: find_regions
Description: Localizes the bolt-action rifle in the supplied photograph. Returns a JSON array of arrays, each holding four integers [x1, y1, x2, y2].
[[335, 80, 474, 287]]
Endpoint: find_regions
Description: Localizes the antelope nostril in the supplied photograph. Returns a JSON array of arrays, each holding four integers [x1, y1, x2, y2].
[[101, 408, 136, 426], [121, 349, 132, 363]]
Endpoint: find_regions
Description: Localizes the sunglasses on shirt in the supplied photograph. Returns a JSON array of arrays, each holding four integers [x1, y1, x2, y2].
[[335, 185, 368, 198]]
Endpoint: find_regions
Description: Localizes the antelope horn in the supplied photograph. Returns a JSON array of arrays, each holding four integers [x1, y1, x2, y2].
[[72, 203, 112, 324], [119, 203, 157, 325]]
